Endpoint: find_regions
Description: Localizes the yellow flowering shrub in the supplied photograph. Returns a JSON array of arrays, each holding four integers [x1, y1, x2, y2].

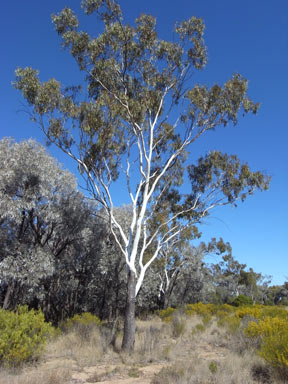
[[158, 307, 176, 323], [185, 302, 216, 317], [234, 305, 288, 321], [217, 304, 236, 314], [261, 306, 288, 320], [64, 312, 101, 329], [213, 304, 235, 321], [185, 303, 215, 325], [235, 306, 262, 320], [245, 317, 287, 339], [245, 317, 288, 378], [0, 306, 55, 367]]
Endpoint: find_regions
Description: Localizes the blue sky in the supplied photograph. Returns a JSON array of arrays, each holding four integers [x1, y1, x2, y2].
[[1, 0, 287, 284]]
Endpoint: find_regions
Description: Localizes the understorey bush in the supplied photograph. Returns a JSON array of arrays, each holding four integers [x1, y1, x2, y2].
[[245, 316, 288, 379], [230, 294, 253, 307], [158, 307, 176, 323], [0, 305, 55, 367], [62, 312, 102, 340], [64, 312, 102, 328]]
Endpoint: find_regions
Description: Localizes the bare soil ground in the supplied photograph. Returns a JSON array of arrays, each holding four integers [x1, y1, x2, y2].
[[40, 335, 229, 383]]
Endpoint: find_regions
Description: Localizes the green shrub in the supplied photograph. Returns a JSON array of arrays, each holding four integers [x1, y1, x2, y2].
[[63, 312, 101, 340], [230, 295, 253, 307], [192, 323, 206, 334], [128, 367, 142, 378], [64, 312, 101, 329], [209, 361, 218, 374], [0, 306, 55, 367], [158, 307, 176, 323]]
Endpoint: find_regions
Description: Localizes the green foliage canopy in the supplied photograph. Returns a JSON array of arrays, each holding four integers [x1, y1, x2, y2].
[[13, 1, 269, 226]]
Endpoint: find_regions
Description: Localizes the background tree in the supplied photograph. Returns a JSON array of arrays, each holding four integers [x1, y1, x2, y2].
[[0, 138, 76, 310], [207, 240, 269, 305], [237, 268, 262, 302], [0, 138, 106, 322], [155, 238, 231, 309], [14, 0, 270, 351], [265, 282, 288, 305]]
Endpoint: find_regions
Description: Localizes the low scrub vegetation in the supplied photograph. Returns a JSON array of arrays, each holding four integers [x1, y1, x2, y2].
[[245, 317, 288, 379], [1, 304, 288, 383], [63, 312, 102, 330], [0, 306, 55, 367], [159, 302, 288, 381]]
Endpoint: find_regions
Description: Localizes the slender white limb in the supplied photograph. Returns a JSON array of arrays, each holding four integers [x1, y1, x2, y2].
[[145, 194, 201, 250], [147, 138, 191, 201], [138, 222, 147, 270], [136, 134, 147, 179], [164, 268, 170, 291], [135, 241, 161, 296], [158, 277, 164, 298], [128, 91, 170, 272]]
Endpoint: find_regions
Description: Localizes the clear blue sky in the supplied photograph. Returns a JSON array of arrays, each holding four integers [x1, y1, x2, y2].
[[1, 0, 287, 284]]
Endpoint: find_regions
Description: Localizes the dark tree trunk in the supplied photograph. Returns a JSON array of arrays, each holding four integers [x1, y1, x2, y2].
[[158, 271, 179, 310], [121, 270, 136, 352], [3, 282, 15, 310]]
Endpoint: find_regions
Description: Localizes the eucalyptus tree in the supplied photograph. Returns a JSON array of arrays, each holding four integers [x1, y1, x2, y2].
[[261, 281, 287, 305], [0, 138, 91, 314], [36, 192, 106, 323], [156, 242, 204, 309], [209, 248, 254, 303], [237, 268, 262, 302], [14, 0, 270, 351]]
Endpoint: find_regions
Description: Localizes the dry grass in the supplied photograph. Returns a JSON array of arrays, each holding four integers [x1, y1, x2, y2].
[[133, 318, 166, 362], [0, 311, 280, 384], [0, 366, 71, 384], [151, 352, 269, 384], [45, 327, 107, 367]]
